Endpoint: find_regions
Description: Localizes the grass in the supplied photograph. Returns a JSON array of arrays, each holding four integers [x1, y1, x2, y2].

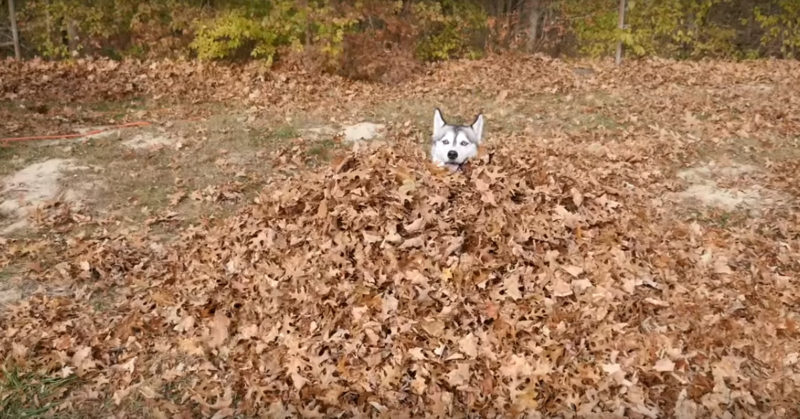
[[306, 138, 338, 163], [0, 367, 78, 418], [272, 124, 299, 140], [0, 143, 54, 178]]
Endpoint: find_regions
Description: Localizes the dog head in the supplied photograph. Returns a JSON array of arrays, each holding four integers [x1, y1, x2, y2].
[[430, 108, 484, 169]]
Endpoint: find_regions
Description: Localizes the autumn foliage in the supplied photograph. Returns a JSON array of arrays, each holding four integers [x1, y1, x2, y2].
[[2, 55, 800, 416], [2, 0, 799, 80]]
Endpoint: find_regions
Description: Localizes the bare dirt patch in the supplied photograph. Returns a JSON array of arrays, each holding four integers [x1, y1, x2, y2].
[[0, 158, 95, 235], [122, 132, 176, 150], [0, 284, 22, 307], [669, 161, 783, 214], [342, 121, 385, 142]]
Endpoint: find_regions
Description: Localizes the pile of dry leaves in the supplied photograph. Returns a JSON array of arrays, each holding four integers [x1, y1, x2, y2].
[[2, 125, 799, 416]]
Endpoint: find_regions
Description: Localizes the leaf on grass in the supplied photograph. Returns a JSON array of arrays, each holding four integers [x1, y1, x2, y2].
[[71, 346, 96, 373]]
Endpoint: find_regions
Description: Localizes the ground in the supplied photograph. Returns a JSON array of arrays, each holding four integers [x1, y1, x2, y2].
[[0, 56, 799, 417]]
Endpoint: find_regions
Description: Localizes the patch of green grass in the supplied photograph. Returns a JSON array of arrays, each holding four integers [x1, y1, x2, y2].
[[0, 367, 78, 418], [248, 134, 273, 147], [247, 123, 300, 147], [582, 113, 621, 130], [0, 145, 14, 161], [85, 97, 145, 113], [306, 139, 338, 164], [0, 265, 21, 282], [272, 124, 299, 140]]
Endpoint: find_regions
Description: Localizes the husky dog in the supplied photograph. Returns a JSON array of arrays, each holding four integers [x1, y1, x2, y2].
[[431, 108, 484, 170]]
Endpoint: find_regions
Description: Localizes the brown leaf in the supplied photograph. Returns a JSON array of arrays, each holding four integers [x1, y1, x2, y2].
[[206, 311, 230, 348], [71, 346, 96, 373], [570, 187, 583, 207], [238, 323, 259, 340], [654, 358, 675, 372], [174, 315, 195, 333], [404, 217, 425, 233], [458, 333, 479, 358], [503, 274, 523, 300], [11, 342, 28, 360], [571, 278, 593, 294], [563, 265, 584, 278], [291, 372, 309, 391], [551, 277, 573, 297], [420, 319, 445, 337], [446, 363, 470, 387], [179, 338, 205, 356], [211, 408, 234, 419], [411, 375, 427, 395], [399, 236, 424, 249]]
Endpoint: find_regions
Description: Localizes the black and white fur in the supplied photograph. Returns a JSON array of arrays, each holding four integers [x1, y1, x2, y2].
[[431, 108, 484, 170]]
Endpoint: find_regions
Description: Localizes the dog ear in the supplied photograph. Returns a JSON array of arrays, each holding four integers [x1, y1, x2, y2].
[[433, 108, 446, 138], [471, 113, 484, 144]]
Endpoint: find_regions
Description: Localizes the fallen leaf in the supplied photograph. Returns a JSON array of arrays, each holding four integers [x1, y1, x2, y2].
[[291, 372, 309, 391], [420, 319, 445, 337], [404, 217, 425, 233], [563, 265, 584, 277], [446, 363, 470, 387], [179, 338, 205, 356], [644, 297, 669, 307], [458, 333, 479, 358], [206, 311, 230, 348], [551, 277, 573, 297], [411, 375, 427, 395], [211, 408, 234, 419], [654, 358, 675, 372], [571, 278, 593, 293], [399, 236, 424, 249], [503, 274, 523, 300], [570, 187, 583, 207], [71, 346, 96, 373], [174, 315, 195, 333], [239, 323, 259, 340]]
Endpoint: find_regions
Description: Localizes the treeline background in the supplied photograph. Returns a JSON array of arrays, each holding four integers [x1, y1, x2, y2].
[[1, 0, 798, 79]]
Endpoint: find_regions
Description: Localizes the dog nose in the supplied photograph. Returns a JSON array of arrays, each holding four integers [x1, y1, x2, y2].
[[447, 150, 458, 160]]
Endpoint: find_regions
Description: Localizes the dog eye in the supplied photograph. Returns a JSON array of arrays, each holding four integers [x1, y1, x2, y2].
[[460, 141, 468, 146], [442, 140, 450, 145]]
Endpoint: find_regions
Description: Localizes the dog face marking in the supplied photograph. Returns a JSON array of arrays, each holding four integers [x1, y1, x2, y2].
[[431, 108, 484, 167]]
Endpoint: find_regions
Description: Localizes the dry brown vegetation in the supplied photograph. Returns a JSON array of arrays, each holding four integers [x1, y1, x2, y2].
[[1, 55, 800, 417]]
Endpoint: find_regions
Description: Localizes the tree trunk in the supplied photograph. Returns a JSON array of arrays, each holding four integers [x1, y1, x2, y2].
[[66, 18, 79, 56], [525, 0, 542, 52], [8, 0, 21, 59], [615, 0, 626, 65], [504, 0, 513, 46]]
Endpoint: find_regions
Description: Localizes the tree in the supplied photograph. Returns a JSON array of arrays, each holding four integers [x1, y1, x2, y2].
[[615, 0, 625, 64], [6, 0, 21, 59]]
